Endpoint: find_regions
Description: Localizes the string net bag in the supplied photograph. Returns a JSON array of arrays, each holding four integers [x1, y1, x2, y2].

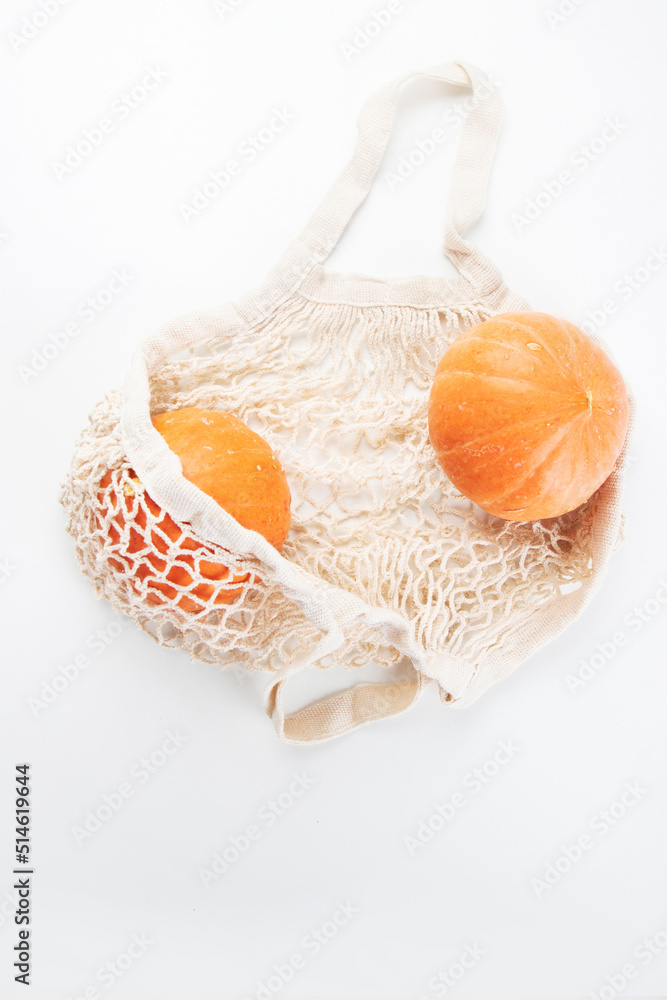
[[61, 62, 632, 743]]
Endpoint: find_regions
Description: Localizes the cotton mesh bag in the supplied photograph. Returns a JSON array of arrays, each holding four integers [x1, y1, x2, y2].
[[62, 61, 632, 744]]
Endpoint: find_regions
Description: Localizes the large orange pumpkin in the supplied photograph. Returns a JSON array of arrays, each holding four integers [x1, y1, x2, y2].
[[99, 408, 291, 611], [428, 312, 629, 521]]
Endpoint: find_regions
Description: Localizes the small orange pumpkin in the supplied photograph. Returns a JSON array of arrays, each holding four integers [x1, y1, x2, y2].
[[99, 408, 291, 611], [428, 312, 629, 521]]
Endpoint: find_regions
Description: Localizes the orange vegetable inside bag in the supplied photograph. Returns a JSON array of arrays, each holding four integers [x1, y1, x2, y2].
[[99, 408, 291, 611], [428, 312, 630, 521]]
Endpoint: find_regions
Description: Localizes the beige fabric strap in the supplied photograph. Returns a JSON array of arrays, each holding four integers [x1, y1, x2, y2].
[[265, 665, 430, 744], [278, 60, 504, 293]]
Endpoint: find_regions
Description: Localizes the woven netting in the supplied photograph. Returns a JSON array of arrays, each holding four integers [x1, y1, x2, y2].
[[61, 293, 597, 681]]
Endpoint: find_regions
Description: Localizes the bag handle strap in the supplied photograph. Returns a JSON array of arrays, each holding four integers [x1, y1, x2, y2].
[[286, 60, 504, 293], [264, 663, 430, 744]]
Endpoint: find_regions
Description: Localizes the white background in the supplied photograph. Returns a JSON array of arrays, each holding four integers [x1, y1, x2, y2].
[[2, 1, 667, 998]]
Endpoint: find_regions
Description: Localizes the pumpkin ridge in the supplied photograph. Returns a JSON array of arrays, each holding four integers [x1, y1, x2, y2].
[[502, 410, 596, 518], [556, 315, 596, 390], [571, 352, 593, 398], [488, 411, 589, 510], [454, 333, 572, 380], [492, 314, 558, 345], [494, 313, 560, 342], [457, 334, 529, 354], [482, 411, 590, 508], [491, 315, 580, 373], [436, 371, 574, 392], [433, 400, 589, 458]]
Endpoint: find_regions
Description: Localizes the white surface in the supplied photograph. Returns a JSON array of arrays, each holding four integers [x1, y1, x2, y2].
[[1, 1, 666, 998]]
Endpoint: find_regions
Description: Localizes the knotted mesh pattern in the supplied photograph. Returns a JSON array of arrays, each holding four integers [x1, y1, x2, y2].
[[62, 293, 597, 681]]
